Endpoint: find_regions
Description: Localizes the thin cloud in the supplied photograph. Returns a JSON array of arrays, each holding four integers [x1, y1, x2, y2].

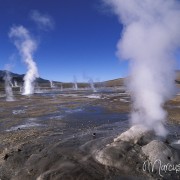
[[30, 10, 54, 31]]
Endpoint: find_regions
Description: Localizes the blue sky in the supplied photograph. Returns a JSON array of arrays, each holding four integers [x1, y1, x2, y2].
[[0, 0, 179, 82], [0, 0, 130, 82]]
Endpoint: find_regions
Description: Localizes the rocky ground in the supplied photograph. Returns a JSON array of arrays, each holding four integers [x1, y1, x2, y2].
[[0, 88, 179, 179]]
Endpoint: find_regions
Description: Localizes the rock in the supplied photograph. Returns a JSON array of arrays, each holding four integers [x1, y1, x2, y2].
[[114, 125, 155, 145], [95, 141, 133, 172], [94, 127, 180, 179], [142, 140, 180, 167], [94, 125, 155, 171]]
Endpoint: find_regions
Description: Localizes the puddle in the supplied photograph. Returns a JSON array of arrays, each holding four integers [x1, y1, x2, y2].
[[85, 94, 101, 99], [120, 98, 130, 103], [63, 106, 129, 129], [60, 94, 79, 97], [49, 115, 64, 120], [64, 108, 83, 114], [12, 109, 26, 115]]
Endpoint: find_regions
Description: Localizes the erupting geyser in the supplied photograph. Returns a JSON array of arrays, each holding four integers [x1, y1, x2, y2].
[[50, 80, 55, 88], [61, 83, 63, 91], [14, 80, 18, 87], [89, 79, 96, 92], [104, 0, 180, 136], [9, 26, 39, 95], [4, 70, 14, 101], [73, 76, 78, 90]]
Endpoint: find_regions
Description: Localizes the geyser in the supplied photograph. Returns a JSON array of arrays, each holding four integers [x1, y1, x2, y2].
[[73, 76, 78, 90], [50, 80, 55, 88], [61, 83, 63, 91], [3, 70, 14, 101], [89, 79, 96, 92], [104, 0, 180, 136], [14, 80, 18, 87], [9, 26, 39, 95]]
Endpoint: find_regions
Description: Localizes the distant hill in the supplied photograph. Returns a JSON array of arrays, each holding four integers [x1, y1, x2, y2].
[[0, 70, 179, 90], [0, 70, 50, 84], [103, 70, 180, 86], [102, 78, 125, 87], [0, 70, 86, 89]]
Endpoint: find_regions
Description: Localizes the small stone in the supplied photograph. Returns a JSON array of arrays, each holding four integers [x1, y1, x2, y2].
[[3, 154, 9, 160]]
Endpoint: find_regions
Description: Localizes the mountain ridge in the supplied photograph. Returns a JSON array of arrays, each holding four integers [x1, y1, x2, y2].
[[0, 70, 50, 83], [0, 70, 180, 86]]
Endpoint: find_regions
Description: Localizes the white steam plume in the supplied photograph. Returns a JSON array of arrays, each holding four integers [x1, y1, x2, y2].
[[104, 0, 180, 136], [3, 65, 14, 101], [30, 10, 54, 31], [49, 80, 55, 88], [73, 76, 78, 90], [88, 78, 96, 92], [9, 26, 39, 95]]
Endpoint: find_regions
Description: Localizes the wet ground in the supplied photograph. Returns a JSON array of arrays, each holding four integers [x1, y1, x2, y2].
[[0, 88, 180, 179]]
